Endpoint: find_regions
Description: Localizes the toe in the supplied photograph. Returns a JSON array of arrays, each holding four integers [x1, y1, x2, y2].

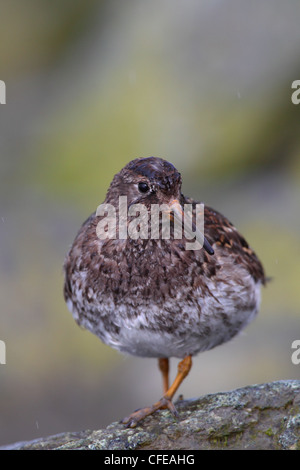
[[121, 397, 179, 427]]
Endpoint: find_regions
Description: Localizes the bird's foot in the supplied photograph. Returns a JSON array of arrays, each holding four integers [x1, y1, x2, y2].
[[121, 395, 179, 428]]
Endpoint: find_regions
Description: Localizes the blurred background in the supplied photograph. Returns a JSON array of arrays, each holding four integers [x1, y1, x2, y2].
[[0, 0, 300, 447]]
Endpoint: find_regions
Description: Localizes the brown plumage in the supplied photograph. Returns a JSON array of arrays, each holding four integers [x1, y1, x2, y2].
[[63, 156, 265, 427]]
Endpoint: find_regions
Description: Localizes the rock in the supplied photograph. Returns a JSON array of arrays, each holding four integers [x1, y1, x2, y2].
[[2, 380, 300, 450]]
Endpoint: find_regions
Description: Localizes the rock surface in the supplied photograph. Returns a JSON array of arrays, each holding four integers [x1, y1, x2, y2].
[[2, 380, 300, 450]]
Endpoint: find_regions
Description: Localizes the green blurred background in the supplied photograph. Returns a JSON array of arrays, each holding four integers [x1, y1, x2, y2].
[[0, 0, 300, 446]]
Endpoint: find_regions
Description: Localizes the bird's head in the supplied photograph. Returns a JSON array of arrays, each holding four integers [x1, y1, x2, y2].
[[103, 157, 213, 254], [106, 156, 182, 206]]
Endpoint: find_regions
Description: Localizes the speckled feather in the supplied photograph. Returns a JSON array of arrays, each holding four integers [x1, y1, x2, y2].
[[64, 157, 265, 358]]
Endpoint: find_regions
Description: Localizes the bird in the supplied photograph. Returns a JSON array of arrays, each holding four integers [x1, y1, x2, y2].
[[63, 156, 266, 428]]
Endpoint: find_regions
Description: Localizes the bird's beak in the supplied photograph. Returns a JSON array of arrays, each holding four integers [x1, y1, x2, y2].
[[167, 199, 214, 254]]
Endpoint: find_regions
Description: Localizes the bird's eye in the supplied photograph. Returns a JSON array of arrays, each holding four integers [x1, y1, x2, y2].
[[138, 182, 150, 193]]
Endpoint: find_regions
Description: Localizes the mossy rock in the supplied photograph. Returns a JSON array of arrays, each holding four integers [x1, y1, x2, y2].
[[2, 380, 300, 450]]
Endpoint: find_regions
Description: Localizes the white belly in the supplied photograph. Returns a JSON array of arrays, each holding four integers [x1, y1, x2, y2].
[[76, 274, 262, 359]]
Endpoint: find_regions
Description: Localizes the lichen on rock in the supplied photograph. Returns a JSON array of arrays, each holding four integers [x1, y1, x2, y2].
[[1, 380, 299, 450]]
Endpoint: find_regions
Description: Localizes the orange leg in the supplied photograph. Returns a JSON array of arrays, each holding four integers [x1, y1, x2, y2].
[[122, 355, 192, 428], [158, 357, 169, 393]]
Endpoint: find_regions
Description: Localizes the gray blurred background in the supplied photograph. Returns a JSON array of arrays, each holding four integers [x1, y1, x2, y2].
[[0, 0, 300, 446]]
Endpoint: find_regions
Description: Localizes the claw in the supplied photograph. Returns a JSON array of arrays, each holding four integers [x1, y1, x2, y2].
[[166, 399, 179, 419], [127, 419, 138, 429], [122, 417, 138, 428], [121, 396, 179, 427], [121, 413, 140, 428]]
